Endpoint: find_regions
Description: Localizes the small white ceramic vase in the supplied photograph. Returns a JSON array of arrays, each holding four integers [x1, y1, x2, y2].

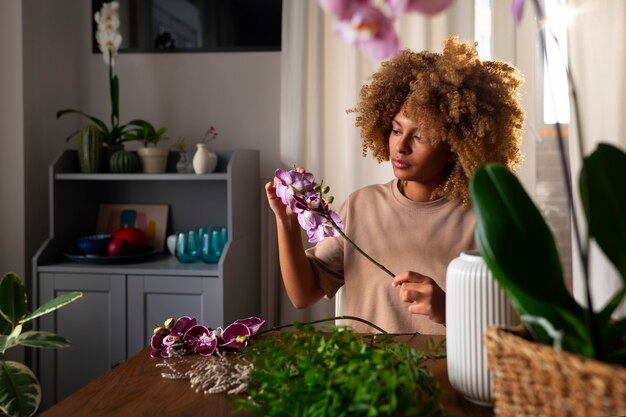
[[166, 234, 177, 256], [192, 144, 217, 174], [446, 250, 519, 406]]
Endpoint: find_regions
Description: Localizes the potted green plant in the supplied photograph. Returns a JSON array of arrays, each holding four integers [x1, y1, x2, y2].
[[0, 272, 82, 417], [56, 1, 156, 171], [123, 120, 169, 173], [468, 1, 626, 415]]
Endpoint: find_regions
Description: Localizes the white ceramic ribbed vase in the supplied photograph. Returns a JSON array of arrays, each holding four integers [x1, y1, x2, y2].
[[446, 250, 519, 406], [192, 144, 218, 174]]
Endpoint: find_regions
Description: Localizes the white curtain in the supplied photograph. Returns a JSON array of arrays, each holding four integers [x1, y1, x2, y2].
[[568, 0, 626, 317], [277, 1, 467, 324]]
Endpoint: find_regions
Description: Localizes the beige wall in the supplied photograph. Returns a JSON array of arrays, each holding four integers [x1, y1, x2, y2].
[[21, 0, 281, 288], [0, 1, 25, 279], [0, 0, 25, 363]]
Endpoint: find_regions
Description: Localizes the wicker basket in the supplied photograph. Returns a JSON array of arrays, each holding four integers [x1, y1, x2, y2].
[[485, 326, 626, 417]]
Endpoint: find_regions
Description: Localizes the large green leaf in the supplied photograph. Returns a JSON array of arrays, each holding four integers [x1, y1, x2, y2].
[[0, 325, 22, 354], [471, 164, 588, 349], [16, 331, 71, 349], [580, 143, 626, 284], [19, 292, 82, 324], [0, 361, 41, 417], [56, 109, 108, 141], [0, 273, 28, 328]]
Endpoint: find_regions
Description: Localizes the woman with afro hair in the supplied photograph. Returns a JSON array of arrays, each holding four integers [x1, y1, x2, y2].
[[265, 36, 524, 334]]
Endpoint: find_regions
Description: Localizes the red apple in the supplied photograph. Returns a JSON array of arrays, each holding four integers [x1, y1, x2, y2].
[[107, 238, 129, 256], [111, 227, 146, 253]]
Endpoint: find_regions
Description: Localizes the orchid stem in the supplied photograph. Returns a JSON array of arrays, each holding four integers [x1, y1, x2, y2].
[[324, 215, 396, 278], [532, 0, 599, 359], [257, 315, 391, 335]]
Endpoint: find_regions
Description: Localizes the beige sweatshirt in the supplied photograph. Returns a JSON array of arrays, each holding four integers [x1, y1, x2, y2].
[[306, 180, 476, 334]]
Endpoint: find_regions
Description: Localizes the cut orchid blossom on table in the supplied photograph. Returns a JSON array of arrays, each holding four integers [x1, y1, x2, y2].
[[150, 314, 394, 359], [150, 316, 266, 358], [275, 168, 395, 277]]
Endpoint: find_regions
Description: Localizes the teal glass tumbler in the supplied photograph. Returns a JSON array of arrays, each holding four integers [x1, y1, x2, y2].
[[175, 231, 199, 263], [199, 232, 218, 263], [211, 229, 224, 259]]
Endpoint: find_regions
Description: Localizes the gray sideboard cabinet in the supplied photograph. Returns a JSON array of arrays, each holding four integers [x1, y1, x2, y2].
[[32, 149, 261, 410]]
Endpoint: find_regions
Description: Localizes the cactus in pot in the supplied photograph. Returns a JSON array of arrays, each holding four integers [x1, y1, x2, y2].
[[76, 125, 103, 173]]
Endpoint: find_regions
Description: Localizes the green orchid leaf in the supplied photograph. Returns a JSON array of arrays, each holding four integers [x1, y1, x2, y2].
[[0, 325, 22, 354], [0, 360, 41, 417], [56, 109, 108, 140], [20, 292, 82, 324], [470, 164, 580, 309], [471, 164, 591, 354], [597, 287, 626, 328], [0, 273, 28, 327], [16, 331, 71, 349], [580, 143, 626, 283]]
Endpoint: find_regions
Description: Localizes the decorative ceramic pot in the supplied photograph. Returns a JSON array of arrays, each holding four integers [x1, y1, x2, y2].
[[103, 143, 123, 172], [192, 144, 217, 174], [110, 150, 140, 173], [445, 250, 519, 406], [77, 125, 103, 173], [137, 147, 169, 173]]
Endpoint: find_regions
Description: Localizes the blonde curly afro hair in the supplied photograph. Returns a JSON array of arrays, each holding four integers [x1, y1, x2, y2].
[[353, 36, 525, 205]]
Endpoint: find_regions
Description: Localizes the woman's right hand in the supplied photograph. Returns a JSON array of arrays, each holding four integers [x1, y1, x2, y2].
[[265, 181, 292, 222], [265, 167, 307, 223]]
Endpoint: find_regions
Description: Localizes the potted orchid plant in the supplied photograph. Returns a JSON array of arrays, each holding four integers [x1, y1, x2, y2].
[[56, 1, 156, 170]]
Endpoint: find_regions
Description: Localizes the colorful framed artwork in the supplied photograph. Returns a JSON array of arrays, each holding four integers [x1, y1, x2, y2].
[[96, 204, 169, 252]]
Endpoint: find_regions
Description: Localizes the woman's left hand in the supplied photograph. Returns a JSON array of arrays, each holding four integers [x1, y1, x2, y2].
[[392, 272, 446, 325]]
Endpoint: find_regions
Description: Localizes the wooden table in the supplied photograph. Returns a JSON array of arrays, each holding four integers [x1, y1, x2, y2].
[[40, 334, 493, 417]]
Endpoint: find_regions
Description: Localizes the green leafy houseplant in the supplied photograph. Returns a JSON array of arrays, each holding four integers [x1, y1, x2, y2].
[[236, 323, 446, 417], [122, 120, 167, 147], [469, 0, 626, 366], [0, 272, 82, 417]]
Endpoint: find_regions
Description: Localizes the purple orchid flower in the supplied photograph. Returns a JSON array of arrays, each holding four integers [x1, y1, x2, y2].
[[318, 0, 371, 20], [184, 325, 218, 356], [334, 3, 399, 61], [150, 316, 197, 358], [386, 0, 454, 17], [220, 322, 252, 351], [233, 316, 266, 335], [151, 316, 269, 358], [274, 167, 394, 276], [275, 168, 317, 212], [275, 169, 344, 243], [511, 0, 526, 24]]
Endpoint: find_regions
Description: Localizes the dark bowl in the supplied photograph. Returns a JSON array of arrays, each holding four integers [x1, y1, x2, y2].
[[76, 234, 112, 256]]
